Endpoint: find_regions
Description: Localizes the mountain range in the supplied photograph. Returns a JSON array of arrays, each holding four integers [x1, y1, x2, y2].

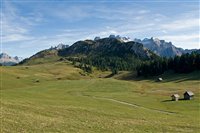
[[20, 36, 157, 66], [58, 37, 155, 59], [134, 37, 198, 57], [0, 53, 23, 66], [2, 35, 199, 66]]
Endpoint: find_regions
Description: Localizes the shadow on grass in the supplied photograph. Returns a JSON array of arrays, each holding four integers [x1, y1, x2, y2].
[[104, 71, 137, 80], [129, 71, 200, 83], [104, 73, 115, 78], [162, 98, 186, 102], [104, 70, 200, 83], [161, 100, 172, 102]]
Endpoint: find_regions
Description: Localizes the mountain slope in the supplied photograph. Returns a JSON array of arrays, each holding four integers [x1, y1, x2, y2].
[[19, 49, 60, 65], [19, 37, 158, 73], [58, 37, 156, 60], [57, 37, 159, 72], [19, 44, 69, 65]]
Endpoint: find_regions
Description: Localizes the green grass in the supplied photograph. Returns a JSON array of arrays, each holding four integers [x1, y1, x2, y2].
[[0, 64, 200, 133]]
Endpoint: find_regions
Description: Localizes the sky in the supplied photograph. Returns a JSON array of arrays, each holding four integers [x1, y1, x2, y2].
[[1, 0, 199, 58]]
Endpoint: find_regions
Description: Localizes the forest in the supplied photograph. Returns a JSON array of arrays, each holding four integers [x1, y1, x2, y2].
[[137, 52, 200, 76], [67, 52, 200, 76]]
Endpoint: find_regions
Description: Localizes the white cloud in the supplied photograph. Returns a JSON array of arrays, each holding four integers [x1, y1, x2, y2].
[[45, 5, 91, 21], [157, 34, 200, 49], [161, 18, 199, 31], [158, 34, 199, 41], [2, 34, 34, 43], [2, 1, 43, 43], [138, 10, 150, 14]]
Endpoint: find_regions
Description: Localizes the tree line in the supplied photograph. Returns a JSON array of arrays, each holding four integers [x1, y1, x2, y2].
[[66, 52, 200, 76], [137, 52, 200, 77], [67, 56, 142, 74]]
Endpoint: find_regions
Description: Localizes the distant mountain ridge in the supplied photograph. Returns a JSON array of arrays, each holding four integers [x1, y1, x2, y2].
[[57, 37, 159, 72], [13, 35, 200, 66], [94, 35, 131, 42], [134, 37, 198, 57], [21, 36, 157, 65], [0, 53, 23, 66], [50, 43, 69, 50], [58, 37, 156, 60]]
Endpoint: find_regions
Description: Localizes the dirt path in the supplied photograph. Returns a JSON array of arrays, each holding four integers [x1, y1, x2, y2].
[[89, 96, 177, 115], [66, 80, 177, 115]]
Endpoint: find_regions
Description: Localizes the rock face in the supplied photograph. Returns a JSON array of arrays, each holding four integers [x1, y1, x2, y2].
[[0, 53, 22, 66], [59, 37, 156, 60], [55, 43, 69, 50], [50, 43, 69, 50], [115, 35, 131, 42], [134, 37, 198, 57], [94, 35, 131, 43], [94, 37, 101, 41]]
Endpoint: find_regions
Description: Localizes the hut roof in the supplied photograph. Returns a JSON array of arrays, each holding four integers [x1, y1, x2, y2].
[[171, 94, 180, 98], [184, 91, 194, 96]]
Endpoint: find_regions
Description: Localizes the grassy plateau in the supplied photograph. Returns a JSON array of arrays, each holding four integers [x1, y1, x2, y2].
[[0, 62, 199, 133]]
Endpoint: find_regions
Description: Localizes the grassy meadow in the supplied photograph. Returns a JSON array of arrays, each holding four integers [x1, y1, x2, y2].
[[0, 62, 200, 133]]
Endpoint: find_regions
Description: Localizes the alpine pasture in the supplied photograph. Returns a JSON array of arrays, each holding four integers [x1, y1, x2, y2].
[[1, 62, 199, 133]]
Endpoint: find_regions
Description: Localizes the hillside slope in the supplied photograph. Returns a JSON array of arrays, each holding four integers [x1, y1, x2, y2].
[[19, 49, 60, 65], [20, 37, 158, 73], [59, 38, 156, 59]]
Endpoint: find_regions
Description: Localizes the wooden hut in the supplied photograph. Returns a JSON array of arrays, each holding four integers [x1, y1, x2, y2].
[[171, 94, 180, 101], [184, 91, 194, 100]]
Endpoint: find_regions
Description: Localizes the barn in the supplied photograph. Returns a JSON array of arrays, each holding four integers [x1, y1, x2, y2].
[[184, 91, 194, 100]]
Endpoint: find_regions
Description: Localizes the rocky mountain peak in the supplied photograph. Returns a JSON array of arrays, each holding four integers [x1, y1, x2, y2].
[[56, 43, 69, 50], [94, 36, 101, 41], [94, 35, 131, 43], [134, 37, 188, 57], [49, 43, 69, 50], [0, 53, 10, 58], [152, 38, 161, 46], [0, 53, 23, 66]]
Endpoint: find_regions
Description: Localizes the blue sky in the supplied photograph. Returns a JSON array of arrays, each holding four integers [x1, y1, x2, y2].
[[1, 0, 199, 58]]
